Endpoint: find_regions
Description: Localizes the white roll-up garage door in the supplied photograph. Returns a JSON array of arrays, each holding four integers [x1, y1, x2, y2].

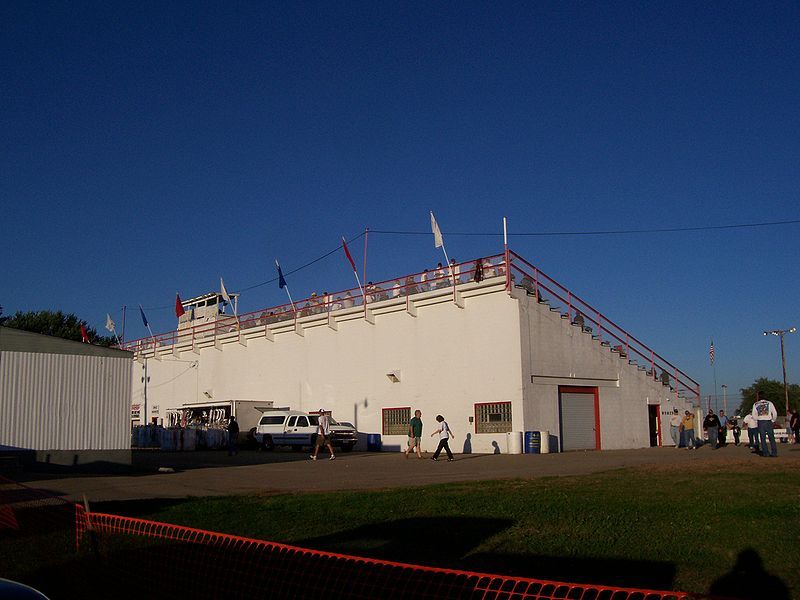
[[559, 389, 598, 451]]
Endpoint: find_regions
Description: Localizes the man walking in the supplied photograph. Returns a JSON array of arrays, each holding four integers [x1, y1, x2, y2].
[[669, 408, 682, 447], [681, 410, 696, 449], [752, 391, 778, 458], [310, 408, 336, 461], [430, 415, 454, 461], [404, 410, 423, 459], [703, 410, 721, 450]]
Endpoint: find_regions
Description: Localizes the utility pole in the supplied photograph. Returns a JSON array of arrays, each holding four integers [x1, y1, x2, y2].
[[764, 327, 796, 416]]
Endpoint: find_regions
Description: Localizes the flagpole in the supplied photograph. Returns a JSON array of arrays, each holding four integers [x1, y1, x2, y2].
[[362, 227, 369, 309], [121, 305, 126, 344], [275, 260, 297, 313], [342, 237, 365, 297], [503, 216, 510, 291]]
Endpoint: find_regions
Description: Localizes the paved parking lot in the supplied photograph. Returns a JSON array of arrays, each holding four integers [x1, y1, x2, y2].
[[20, 444, 800, 503]]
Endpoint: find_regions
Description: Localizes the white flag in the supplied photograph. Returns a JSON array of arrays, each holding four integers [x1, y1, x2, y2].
[[105, 313, 115, 333], [220, 277, 231, 304], [430, 211, 443, 248]]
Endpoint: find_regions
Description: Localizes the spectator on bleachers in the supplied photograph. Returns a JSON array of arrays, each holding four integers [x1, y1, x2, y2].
[[520, 275, 536, 296], [573, 311, 585, 330], [405, 276, 418, 295], [483, 258, 496, 278], [473, 259, 484, 283], [342, 291, 355, 308], [420, 269, 430, 291], [391, 279, 402, 298], [435, 263, 448, 288], [449, 258, 460, 282]]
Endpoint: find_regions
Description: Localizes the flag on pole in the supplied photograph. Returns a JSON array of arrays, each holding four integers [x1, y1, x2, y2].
[[342, 237, 357, 272], [80, 324, 89, 343], [709, 340, 715, 365], [105, 313, 115, 333], [175, 294, 185, 318], [430, 211, 443, 248], [139, 305, 149, 328], [220, 278, 231, 304], [276, 262, 287, 289]]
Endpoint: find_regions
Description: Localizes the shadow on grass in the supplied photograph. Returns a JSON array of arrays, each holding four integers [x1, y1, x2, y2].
[[295, 517, 680, 591], [709, 548, 789, 600]]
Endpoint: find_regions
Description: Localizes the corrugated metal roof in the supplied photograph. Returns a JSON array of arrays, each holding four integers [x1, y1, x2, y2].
[[0, 327, 132, 358]]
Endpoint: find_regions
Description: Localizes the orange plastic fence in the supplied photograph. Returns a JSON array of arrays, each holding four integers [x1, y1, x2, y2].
[[75, 506, 694, 600]]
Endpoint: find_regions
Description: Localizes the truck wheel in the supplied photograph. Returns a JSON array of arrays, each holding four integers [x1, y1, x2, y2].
[[261, 435, 274, 451]]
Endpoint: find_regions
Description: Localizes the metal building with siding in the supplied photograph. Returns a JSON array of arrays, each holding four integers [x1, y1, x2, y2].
[[0, 327, 133, 464]]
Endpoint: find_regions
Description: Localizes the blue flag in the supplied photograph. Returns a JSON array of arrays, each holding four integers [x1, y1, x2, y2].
[[139, 305, 149, 328], [277, 263, 287, 289]]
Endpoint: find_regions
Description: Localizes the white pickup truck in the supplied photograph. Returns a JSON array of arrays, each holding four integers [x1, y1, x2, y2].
[[255, 409, 358, 452]]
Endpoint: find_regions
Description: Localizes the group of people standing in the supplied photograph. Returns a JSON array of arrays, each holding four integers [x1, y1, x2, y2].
[[403, 410, 456, 461], [667, 391, 788, 458]]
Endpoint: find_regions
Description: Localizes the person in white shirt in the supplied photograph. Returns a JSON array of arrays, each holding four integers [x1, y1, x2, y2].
[[310, 408, 335, 461], [743, 413, 759, 452], [752, 391, 778, 457], [430, 414, 454, 461], [668, 408, 682, 447]]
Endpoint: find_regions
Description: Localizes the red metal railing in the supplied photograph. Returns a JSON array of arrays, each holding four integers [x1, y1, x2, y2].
[[119, 255, 505, 353], [507, 251, 700, 404], [120, 250, 698, 404]]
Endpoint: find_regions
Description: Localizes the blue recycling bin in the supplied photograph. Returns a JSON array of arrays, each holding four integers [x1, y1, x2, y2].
[[524, 431, 541, 454], [367, 433, 382, 452]]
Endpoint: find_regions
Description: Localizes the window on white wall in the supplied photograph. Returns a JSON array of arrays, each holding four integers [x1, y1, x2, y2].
[[475, 402, 512, 434], [382, 407, 411, 435]]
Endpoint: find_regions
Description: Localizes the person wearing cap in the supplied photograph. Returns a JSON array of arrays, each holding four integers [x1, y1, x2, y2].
[[681, 410, 696, 449], [752, 390, 778, 458], [310, 408, 335, 461], [743, 412, 759, 453], [668, 408, 682, 447]]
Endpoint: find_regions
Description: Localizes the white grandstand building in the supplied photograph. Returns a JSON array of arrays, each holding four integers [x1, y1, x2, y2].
[[124, 250, 699, 454]]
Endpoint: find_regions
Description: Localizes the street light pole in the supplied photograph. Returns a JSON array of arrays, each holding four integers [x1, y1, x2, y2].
[[721, 384, 728, 414], [764, 327, 796, 416]]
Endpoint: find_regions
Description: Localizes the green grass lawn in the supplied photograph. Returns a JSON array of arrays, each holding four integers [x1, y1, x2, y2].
[[105, 460, 800, 597], [3, 460, 798, 599]]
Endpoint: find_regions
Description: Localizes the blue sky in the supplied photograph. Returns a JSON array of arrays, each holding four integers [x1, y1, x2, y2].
[[2, 2, 799, 409]]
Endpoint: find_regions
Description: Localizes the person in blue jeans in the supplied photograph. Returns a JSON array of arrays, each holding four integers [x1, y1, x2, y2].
[[752, 391, 778, 458]]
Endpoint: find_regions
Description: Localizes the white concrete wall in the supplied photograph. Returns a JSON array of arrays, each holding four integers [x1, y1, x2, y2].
[[516, 289, 690, 450], [135, 281, 523, 454]]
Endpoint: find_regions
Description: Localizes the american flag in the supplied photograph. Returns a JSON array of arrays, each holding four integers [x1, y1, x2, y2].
[[709, 340, 715, 365]]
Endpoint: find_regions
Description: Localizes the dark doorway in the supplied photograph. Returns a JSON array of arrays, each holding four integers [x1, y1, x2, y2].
[[648, 405, 660, 447]]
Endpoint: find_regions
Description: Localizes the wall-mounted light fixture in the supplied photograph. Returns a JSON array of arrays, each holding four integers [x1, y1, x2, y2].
[[386, 370, 401, 383]]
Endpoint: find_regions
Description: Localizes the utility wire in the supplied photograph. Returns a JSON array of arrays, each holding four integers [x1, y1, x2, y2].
[[142, 231, 366, 310], [139, 218, 798, 310], [371, 218, 800, 237]]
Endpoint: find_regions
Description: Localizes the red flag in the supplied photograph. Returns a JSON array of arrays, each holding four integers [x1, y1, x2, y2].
[[80, 324, 89, 343], [342, 237, 357, 272], [175, 294, 186, 318]]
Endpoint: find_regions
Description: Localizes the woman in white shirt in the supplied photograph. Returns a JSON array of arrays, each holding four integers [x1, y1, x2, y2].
[[430, 414, 454, 461]]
